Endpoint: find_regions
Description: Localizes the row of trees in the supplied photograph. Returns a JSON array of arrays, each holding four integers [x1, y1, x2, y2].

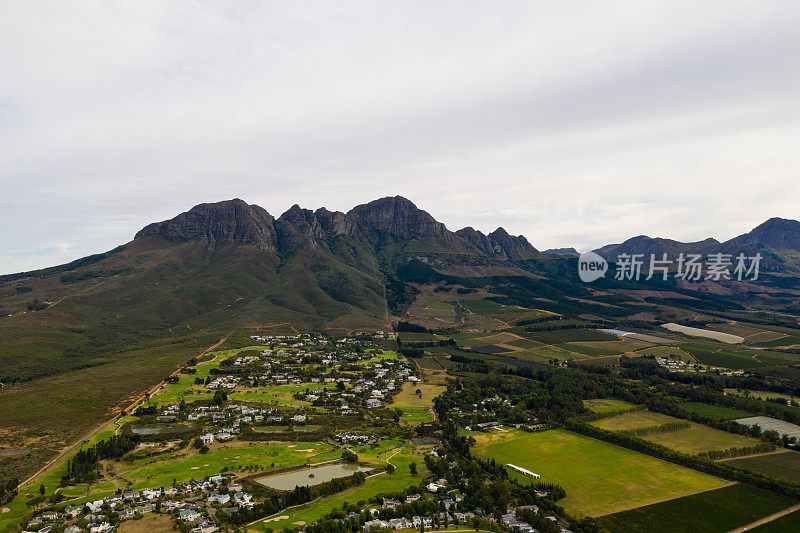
[[698, 442, 775, 460], [618, 421, 691, 437]]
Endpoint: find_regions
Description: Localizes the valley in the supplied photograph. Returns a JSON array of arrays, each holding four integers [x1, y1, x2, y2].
[[3, 197, 800, 533]]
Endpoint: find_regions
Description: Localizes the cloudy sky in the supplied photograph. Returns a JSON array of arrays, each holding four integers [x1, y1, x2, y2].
[[2, 1, 799, 274]]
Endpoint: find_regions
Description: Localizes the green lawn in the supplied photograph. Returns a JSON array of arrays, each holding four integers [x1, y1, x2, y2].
[[598, 484, 797, 533], [470, 428, 726, 517]]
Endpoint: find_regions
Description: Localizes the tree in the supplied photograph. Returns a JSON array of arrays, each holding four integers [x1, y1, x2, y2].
[[213, 389, 228, 406], [341, 450, 358, 463], [409, 461, 418, 476], [386, 463, 396, 475], [39, 484, 45, 496]]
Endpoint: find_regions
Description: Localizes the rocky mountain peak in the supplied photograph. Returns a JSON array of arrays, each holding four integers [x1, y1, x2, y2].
[[737, 217, 800, 249], [135, 199, 277, 251], [347, 196, 455, 242], [487, 227, 539, 260]]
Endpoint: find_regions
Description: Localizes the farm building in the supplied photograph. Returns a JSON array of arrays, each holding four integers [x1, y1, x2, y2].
[[507, 463, 540, 478]]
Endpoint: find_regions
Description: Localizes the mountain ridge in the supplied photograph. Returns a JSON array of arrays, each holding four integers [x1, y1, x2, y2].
[[134, 196, 541, 261]]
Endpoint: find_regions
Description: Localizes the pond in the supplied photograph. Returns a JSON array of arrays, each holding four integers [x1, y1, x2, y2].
[[256, 463, 371, 490]]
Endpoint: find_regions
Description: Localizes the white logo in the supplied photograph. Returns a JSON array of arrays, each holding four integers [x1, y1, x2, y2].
[[578, 251, 608, 282]]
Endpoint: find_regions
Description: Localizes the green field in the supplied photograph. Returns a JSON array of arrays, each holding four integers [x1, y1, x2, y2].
[[228, 382, 339, 407], [644, 425, 763, 455], [680, 401, 754, 420], [390, 382, 445, 425], [146, 347, 261, 405], [591, 410, 679, 431], [583, 398, 637, 414], [470, 428, 726, 517], [597, 484, 797, 533], [680, 343, 800, 369], [459, 300, 550, 326], [592, 410, 763, 454], [724, 451, 800, 483]]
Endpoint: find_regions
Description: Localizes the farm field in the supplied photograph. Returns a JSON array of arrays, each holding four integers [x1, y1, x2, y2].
[[455, 331, 523, 348], [458, 300, 551, 326], [597, 483, 797, 533], [644, 425, 762, 455], [748, 509, 800, 532], [680, 401, 754, 420], [724, 450, 800, 483], [583, 398, 638, 414], [561, 343, 621, 357], [590, 410, 679, 431], [469, 428, 726, 517], [725, 388, 800, 405], [569, 339, 653, 352], [390, 382, 445, 425], [682, 343, 800, 369], [522, 345, 588, 361], [407, 300, 459, 326], [591, 410, 764, 454], [638, 345, 690, 359]]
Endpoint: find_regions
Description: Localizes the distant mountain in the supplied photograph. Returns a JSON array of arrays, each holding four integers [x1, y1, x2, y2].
[[543, 247, 580, 256], [137, 195, 540, 260], [726, 218, 800, 250], [716, 218, 800, 269], [591, 217, 800, 270], [594, 236, 720, 261], [0, 196, 543, 384], [136, 198, 278, 251]]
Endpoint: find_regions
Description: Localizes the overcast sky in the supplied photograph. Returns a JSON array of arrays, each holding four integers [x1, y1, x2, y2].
[[2, 1, 799, 274]]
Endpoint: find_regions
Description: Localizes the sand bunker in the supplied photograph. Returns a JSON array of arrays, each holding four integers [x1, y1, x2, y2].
[[190, 466, 199, 470], [263, 515, 289, 522]]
